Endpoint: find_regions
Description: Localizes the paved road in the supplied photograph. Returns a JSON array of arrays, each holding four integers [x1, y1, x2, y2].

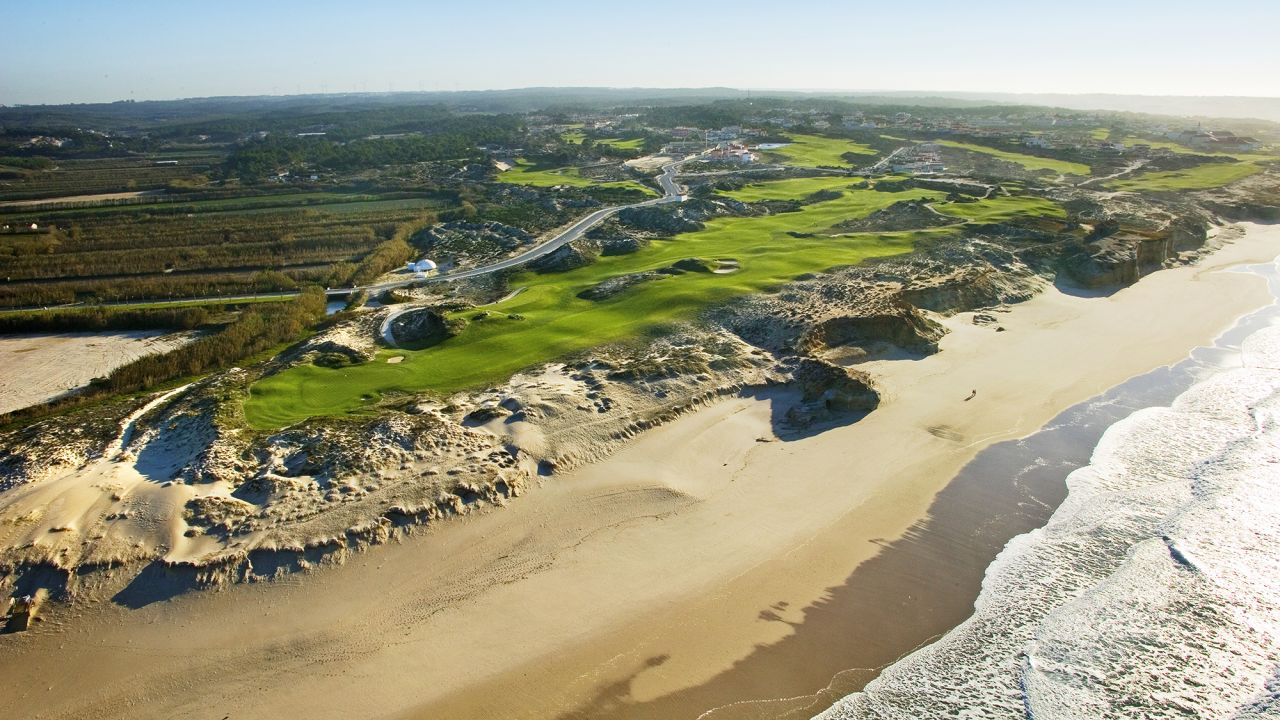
[[1, 158, 694, 315]]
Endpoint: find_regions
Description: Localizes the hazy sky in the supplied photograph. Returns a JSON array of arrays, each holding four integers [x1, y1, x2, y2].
[[4, 0, 1278, 105]]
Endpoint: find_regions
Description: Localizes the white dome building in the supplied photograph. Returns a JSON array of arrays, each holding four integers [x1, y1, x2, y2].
[[406, 259, 437, 275]]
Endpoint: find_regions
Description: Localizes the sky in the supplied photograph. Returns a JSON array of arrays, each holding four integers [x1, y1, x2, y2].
[[3, 0, 1278, 105]]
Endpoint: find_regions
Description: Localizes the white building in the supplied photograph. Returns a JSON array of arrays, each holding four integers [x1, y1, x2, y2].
[[406, 259, 438, 275]]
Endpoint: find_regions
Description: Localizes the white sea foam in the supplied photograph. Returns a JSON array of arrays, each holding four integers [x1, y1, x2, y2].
[[819, 325, 1280, 719]]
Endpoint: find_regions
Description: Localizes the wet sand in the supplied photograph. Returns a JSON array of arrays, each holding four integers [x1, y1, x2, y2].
[[2, 224, 1278, 720]]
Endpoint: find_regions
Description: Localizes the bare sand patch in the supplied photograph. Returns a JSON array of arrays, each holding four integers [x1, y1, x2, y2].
[[0, 190, 164, 208], [0, 331, 193, 415]]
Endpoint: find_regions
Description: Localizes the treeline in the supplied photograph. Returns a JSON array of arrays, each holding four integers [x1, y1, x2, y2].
[[0, 267, 332, 309], [224, 114, 524, 181], [0, 306, 214, 335], [97, 288, 327, 394], [0, 156, 55, 170]]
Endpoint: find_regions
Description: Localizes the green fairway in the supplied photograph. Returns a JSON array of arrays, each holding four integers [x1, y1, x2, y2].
[[599, 137, 645, 150], [935, 140, 1091, 176], [932, 195, 1067, 223], [721, 176, 869, 202], [244, 185, 957, 428], [497, 159, 656, 196], [1106, 161, 1264, 191], [768, 135, 877, 168]]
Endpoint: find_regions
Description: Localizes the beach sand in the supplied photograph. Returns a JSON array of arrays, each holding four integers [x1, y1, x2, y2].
[[3, 224, 1279, 720]]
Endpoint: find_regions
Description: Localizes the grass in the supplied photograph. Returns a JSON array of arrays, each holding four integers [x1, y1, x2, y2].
[[1106, 161, 1264, 191], [721, 176, 869, 202], [932, 195, 1067, 223], [599, 137, 645, 150], [498, 159, 656, 196], [244, 185, 955, 428], [934, 140, 1091, 176], [767, 134, 877, 168]]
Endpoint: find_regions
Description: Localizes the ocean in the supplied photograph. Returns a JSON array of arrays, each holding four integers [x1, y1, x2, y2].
[[819, 258, 1280, 719]]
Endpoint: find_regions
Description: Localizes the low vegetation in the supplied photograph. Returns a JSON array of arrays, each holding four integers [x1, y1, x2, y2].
[[1106, 161, 1265, 191], [935, 140, 1092, 175]]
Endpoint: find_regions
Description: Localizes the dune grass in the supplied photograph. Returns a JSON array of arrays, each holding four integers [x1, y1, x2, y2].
[[769, 134, 877, 168], [1106, 161, 1264, 191], [244, 186, 952, 428], [497, 159, 656, 196], [935, 140, 1091, 176]]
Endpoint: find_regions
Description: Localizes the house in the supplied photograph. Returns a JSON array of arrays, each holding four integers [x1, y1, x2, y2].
[[406, 259, 438, 274], [891, 161, 945, 175], [706, 143, 756, 164]]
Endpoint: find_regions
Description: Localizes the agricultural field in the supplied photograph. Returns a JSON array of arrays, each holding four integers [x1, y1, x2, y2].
[[0, 155, 220, 202], [497, 159, 656, 195], [0, 192, 443, 308], [934, 140, 1092, 175], [766, 134, 878, 168], [1106, 160, 1265, 191], [245, 184, 960, 427]]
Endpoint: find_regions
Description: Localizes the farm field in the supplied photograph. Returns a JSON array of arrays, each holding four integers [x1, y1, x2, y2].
[[766, 134, 877, 167], [934, 139, 1092, 175], [245, 184, 987, 427], [1106, 161, 1265, 191], [0, 194, 440, 308], [498, 159, 656, 195]]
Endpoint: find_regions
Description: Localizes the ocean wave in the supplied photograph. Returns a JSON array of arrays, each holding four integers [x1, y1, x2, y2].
[[819, 327, 1280, 719]]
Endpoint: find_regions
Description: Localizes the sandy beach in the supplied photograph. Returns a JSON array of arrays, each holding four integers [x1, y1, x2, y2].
[[3, 223, 1279, 720]]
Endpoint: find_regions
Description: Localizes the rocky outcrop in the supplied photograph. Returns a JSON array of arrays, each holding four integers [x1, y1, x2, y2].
[[577, 258, 719, 301], [529, 243, 597, 273], [833, 200, 963, 233], [415, 220, 534, 270], [1059, 218, 1210, 289], [577, 271, 668, 300], [388, 307, 466, 348], [801, 305, 947, 360], [785, 358, 880, 427]]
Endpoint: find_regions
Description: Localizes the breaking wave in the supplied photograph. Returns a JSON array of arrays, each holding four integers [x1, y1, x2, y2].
[[819, 322, 1280, 719]]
